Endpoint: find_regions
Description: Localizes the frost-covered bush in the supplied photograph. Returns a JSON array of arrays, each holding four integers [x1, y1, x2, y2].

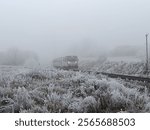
[[45, 92, 63, 112], [15, 87, 33, 111], [0, 87, 14, 99], [80, 96, 97, 113], [68, 97, 83, 112], [29, 89, 46, 106]]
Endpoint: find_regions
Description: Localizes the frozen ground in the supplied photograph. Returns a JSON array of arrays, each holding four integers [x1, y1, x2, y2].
[[0, 65, 150, 113]]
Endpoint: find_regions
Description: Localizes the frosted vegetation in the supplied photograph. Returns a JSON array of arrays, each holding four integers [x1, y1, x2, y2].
[[80, 60, 146, 76], [0, 66, 150, 113], [97, 61, 145, 75]]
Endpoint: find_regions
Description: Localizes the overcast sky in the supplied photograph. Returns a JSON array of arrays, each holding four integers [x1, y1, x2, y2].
[[0, 0, 150, 60]]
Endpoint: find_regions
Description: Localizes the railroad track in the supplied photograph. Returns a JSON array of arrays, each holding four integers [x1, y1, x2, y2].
[[81, 70, 150, 82], [97, 72, 150, 82]]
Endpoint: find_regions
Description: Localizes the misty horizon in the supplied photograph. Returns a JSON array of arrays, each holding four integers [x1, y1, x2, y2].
[[0, 0, 150, 63]]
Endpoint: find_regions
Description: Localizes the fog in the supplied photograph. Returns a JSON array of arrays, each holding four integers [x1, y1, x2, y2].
[[0, 0, 150, 64]]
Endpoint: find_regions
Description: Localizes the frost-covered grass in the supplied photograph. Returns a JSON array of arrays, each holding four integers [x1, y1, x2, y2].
[[0, 66, 150, 113], [97, 61, 145, 75], [80, 60, 146, 76]]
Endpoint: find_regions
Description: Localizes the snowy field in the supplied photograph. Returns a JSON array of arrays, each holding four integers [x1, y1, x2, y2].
[[0, 65, 150, 113]]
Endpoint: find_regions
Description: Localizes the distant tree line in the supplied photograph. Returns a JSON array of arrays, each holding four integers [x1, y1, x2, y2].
[[0, 48, 38, 66]]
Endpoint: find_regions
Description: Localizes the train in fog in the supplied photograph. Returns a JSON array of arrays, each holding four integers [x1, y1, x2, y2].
[[53, 56, 79, 70]]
